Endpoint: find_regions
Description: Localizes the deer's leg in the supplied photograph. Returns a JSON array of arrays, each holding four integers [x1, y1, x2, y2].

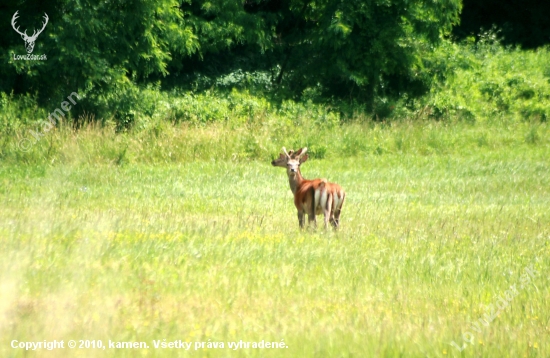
[[298, 211, 305, 229], [330, 194, 340, 229], [308, 187, 317, 228], [308, 213, 316, 228], [332, 193, 345, 229], [329, 197, 337, 228], [324, 193, 333, 230], [331, 212, 339, 229]]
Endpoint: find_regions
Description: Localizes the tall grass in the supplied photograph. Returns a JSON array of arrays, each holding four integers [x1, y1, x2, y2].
[[1, 112, 549, 166], [0, 36, 549, 358], [0, 117, 549, 357]]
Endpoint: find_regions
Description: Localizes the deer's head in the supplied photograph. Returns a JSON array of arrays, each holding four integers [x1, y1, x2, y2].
[[271, 147, 308, 177], [11, 11, 49, 54]]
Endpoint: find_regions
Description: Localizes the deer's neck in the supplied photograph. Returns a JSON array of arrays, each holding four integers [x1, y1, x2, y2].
[[287, 170, 304, 194]]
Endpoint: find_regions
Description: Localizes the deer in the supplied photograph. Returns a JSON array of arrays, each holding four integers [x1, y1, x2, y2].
[[271, 147, 345, 230], [11, 11, 49, 54]]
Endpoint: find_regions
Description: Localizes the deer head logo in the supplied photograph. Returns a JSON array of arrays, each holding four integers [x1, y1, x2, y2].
[[11, 11, 49, 54]]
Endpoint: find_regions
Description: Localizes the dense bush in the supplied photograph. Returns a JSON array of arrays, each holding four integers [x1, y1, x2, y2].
[[2, 31, 550, 133], [0, 86, 340, 133], [388, 35, 550, 123]]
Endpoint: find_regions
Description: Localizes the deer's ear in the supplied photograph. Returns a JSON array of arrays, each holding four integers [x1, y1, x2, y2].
[[271, 153, 287, 167], [296, 147, 308, 162]]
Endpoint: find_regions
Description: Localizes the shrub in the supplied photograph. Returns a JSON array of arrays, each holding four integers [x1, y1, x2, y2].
[[407, 34, 550, 123]]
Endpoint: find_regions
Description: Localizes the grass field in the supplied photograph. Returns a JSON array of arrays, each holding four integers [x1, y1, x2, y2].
[[0, 119, 548, 357]]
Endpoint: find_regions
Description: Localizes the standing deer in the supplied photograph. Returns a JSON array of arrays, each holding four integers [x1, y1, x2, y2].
[[271, 147, 345, 229]]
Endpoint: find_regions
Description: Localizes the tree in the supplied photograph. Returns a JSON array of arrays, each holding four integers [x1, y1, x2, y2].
[[171, 0, 462, 108], [1, 0, 463, 118], [0, 0, 198, 114]]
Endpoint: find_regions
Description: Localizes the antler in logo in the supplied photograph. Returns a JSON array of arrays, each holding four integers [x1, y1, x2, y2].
[[11, 11, 49, 54]]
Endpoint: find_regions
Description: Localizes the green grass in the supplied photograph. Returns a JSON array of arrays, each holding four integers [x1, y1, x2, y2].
[[0, 120, 549, 357]]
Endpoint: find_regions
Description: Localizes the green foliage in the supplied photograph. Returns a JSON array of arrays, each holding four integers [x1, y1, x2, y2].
[[0, 92, 48, 131], [1, 0, 464, 116], [2, 0, 549, 126], [104, 87, 341, 130], [0, 0, 198, 110], [402, 34, 550, 123], [1, 101, 548, 166], [170, 0, 462, 110], [181, 0, 270, 54]]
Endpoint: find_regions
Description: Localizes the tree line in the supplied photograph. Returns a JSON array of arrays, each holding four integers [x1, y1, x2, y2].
[[0, 0, 547, 119]]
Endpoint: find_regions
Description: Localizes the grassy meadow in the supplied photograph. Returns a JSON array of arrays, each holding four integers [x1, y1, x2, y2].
[[0, 118, 549, 357]]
